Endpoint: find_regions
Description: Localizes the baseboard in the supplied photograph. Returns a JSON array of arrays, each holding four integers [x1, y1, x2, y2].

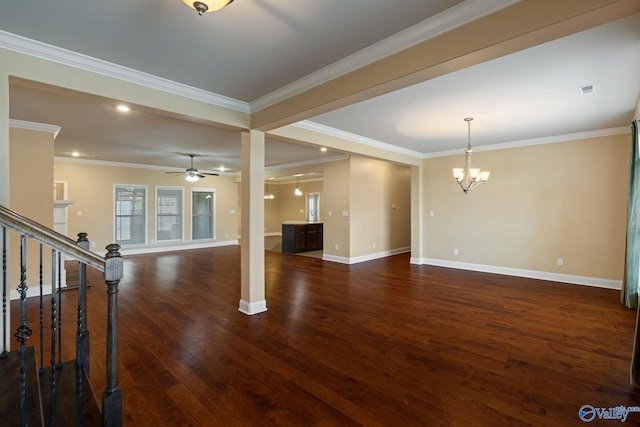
[[323, 247, 411, 265], [10, 284, 62, 300], [10, 268, 69, 300], [238, 299, 268, 315], [420, 258, 622, 290], [348, 247, 411, 264], [322, 254, 350, 264]]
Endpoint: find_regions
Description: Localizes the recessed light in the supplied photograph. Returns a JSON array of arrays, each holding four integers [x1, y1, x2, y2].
[[320, 147, 327, 152], [71, 151, 80, 157], [116, 104, 131, 112]]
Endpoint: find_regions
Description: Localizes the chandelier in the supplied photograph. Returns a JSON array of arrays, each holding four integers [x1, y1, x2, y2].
[[452, 117, 490, 194], [264, 182, 275, 200], [294, 176, 302, 196], [182, 0, 233, 16]]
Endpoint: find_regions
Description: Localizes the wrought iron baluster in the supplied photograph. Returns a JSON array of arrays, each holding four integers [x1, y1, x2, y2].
[[1, 226, 6, 358], [15, 235, 32, 427], [57, 252, 63, 368], [76, 233, 90, 425], [50, 249, 58, 425], [39, 243, 44, 373], [77, 232, 90, 374]]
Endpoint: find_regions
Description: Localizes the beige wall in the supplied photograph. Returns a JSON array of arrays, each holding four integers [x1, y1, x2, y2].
[[350, 156, 411, 258], [424, 133, 629, 280], [54, 161, 239, 252], [10, 128, 54, 225], [9, 127, 54, 287], [322, 158, 351, 257]]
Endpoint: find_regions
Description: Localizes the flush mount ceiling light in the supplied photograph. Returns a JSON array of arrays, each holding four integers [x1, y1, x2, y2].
[[452, 117, 490, 194], [182, 0, 233, 15]]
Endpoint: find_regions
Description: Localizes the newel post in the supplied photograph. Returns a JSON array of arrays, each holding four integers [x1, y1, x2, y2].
[[102, 243, 123, 427]]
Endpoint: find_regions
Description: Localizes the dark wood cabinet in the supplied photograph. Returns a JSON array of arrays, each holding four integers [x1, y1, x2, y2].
[[282, 222, 323, 253]]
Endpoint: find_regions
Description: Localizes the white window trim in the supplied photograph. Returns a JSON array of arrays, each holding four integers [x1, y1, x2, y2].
[[113, 183, 148, 246], [155, 185, 184, 243], [191, 187, 216, 241]]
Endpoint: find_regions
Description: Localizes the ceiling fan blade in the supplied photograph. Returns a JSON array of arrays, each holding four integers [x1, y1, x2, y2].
[[165, 171, 184, 175], [202, 172, 219, 176]]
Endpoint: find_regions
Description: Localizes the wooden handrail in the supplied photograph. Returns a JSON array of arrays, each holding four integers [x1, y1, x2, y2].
[[1, 204, 123, 425], [0, 204, 104, 271]]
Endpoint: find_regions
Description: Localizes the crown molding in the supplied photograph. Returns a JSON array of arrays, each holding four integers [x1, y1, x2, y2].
[[424, 126, 632, 158], [294, 120, 423, 158], [0, 30, 250, 114], [250, 0, 520, 112], [10, 118, 61, 139]]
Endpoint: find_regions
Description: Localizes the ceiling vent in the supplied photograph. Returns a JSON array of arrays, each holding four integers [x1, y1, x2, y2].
[[579, 84, 595, 95]]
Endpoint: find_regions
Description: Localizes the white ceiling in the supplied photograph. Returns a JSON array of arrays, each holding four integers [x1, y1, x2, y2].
[[1, 0, 639, 175]]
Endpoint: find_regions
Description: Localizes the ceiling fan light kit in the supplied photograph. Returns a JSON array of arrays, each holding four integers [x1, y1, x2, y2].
[[185, 172, 200, 182], [452, 117, 490, 194], [182, 0, 233, 16], [166, 154, 219, 182]]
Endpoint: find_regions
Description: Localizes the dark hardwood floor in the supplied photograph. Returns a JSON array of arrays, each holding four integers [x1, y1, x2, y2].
[[10, 246, 640, 426]]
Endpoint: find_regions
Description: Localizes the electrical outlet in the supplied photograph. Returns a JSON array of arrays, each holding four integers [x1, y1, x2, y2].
[[334, 244, 339, 251], [372, 242, 376, 248], [454, 249, 459, 256], [557, 258, 564, 266]]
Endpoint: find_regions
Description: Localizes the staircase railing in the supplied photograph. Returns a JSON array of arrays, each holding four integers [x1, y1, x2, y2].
[[0, 204, 123, 426]]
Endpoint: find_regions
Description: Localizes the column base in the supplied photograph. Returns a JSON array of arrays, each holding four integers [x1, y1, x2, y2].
[[238, 299, 268, 315]]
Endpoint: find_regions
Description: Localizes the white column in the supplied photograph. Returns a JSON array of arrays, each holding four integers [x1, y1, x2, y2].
[[0, 70, 10, 352], [410, 164, 424, 265], [238, 130, 267, 315]]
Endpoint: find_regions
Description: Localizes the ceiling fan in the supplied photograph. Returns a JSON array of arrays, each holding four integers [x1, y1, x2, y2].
[[166, 154, 218, 182]]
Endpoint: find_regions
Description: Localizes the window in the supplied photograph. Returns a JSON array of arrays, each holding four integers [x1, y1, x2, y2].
[[115, 185, 147, 245], [156, 187, 183, 242], [192, 189, 215, 240], [307, 193, 320, 222]]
